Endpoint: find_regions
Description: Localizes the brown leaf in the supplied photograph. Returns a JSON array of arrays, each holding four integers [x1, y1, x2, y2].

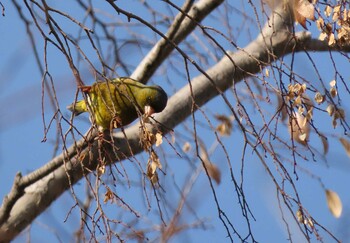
[[155, 132, 163, 147], [325, 189, 342, 218], [339, 137, 350, 157], [182, 142, 191, 153], [330, 86, 337, 97], [205, 162, 221, 185], [215, 114, 233, 136], [326, 104, 335, 116], [97, 165, 106, 176], [289, 112, 310, 145], [199, 142, 221, 184], [104, 188, 114, 204], [147, 151, 162, 184], [296, 209, 314, 228], [314, 92, 325, 104], [293, 0, 315, 29]]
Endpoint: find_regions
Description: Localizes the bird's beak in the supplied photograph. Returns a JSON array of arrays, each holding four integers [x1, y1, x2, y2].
[[144, 105, 155, 117]]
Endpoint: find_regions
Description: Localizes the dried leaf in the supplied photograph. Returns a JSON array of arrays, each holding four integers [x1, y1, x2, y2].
[[334, 108, 345, 121], [332, 118, 338, 128], [294, 95, 302, 106], [325, 189, 342, 218], [147, 151, 162, 184], [339, 137, 350, 157], [98, 165, 106, 176], [333, 5, 341, 22], [150, 172, 159, 184], [316, 17, 324, 30], [199, 142, 221, 184], [296, 209, 303, 223], [305, 108, 313, 122], [104, 188, 114, 204], [293, 0, 315, 29], [215, 115, 233, 136], [321, 135, 329, 155], [140, 126, 155, 150], [319, 32, 328, 41], [182, 142, 191, 153], [330, 79, 336, 87], [205, 162, 221, 185], [299, 133, 307, 142], [155, 132, 163, 147], [289, 112, 310, 146], [265, 68, 270, 77], [326, 104, 335, 116], [330, 87, 337, 97], [314, 92, 325, 104], [296, 209, 314, 228], [325, 5, 332, 17]]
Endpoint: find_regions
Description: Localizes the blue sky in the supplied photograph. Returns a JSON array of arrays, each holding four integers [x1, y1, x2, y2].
[[1, 1, 350, 242]]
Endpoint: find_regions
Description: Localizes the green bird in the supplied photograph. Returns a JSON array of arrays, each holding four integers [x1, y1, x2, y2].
[[67, 77, 167, 131]]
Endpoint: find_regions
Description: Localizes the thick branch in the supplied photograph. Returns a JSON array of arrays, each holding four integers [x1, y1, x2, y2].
[[130, 0, 224, 83]]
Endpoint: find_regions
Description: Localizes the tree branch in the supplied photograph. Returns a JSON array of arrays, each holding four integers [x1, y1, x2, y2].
[[130, 0, 224, 83]]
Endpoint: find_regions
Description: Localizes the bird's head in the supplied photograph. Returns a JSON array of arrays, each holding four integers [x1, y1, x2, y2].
[[143, 85, 168, 117]]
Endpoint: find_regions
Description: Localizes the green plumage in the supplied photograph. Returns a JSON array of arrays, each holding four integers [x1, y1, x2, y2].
[[67, 77, 167, 131]]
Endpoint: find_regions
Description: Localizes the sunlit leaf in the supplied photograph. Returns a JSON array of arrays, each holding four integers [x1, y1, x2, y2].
[[98, 165, 106, 176], [339, 137, 350, 157], [293, 0, 315, 29], [296, 209, 314, 228], [325, 5, 332, 17], [155, 132, 163, 147], [289, 112, 310, 146], [325, 189, 342, 218], [329, 79, 337, 87], [182, 142, 191, 153], [326, 104, 335, 116], [332, 5, 341, 22], [314, 92, 325, 104], [104, 188, 114, 204], [328, 33, 336, 46], [319, 32, 327, 41], [316, 17, 324, 30], [215, 114, 233, 136], [147, 151, 162, 184], [265, 68, 270, 77]]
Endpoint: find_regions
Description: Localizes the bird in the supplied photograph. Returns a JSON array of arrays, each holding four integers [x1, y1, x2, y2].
[[67, 77, 167, 131]]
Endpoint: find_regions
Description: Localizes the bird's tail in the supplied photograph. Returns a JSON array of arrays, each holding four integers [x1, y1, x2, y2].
[[67, 100, 87, 116]]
